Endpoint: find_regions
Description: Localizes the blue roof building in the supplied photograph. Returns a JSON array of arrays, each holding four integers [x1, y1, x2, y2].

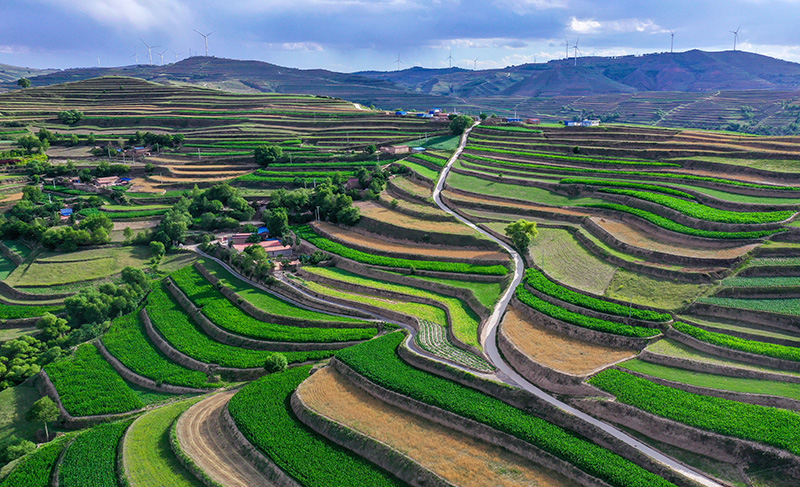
[[257, 226, 269, 235], [60, 208, 73, 217]]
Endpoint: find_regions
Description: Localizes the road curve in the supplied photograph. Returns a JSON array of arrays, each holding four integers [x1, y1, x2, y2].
[[176, 390, 275, 487], [432, 122, 723, 487]]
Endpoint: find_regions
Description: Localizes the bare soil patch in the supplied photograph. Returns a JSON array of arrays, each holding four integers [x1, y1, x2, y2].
[[501, 306, 637, 375], [298, 366, 578, 487]]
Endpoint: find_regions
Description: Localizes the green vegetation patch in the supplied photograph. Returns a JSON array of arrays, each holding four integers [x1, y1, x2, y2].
[[336, 333, 677, 487], [44, 344, 143, 417], [228, 365, 403, 487], [466, 145, 673, 166], [103, 311, 220, 389], [170, 267, 376, 343], [525, 268, 671, 322], [559, 179, 696, 199], [148, 283, 335, 367], [0, 304, 63, 320], [294, 225, 508, 276], [589, 369, 800, 456], [606, 269, 709, 311], [674, 322, 800, 363], [584, 203, 784, 239], [515, 286, 659, 338], [0, 435, 70, 487], [697, 297, 800, 316], [59, 420, 131, 487]]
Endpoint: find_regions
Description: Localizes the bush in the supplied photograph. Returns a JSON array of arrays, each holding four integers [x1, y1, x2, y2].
[[264, 353, 288, 373], [57, 110, 84, 125]]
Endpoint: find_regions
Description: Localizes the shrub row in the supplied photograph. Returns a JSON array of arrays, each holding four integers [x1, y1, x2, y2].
[[228, 365, 404, 487], [515, 287, 659, 338], [0, 303, 63, 320], [59, 420, 132, 487], [674, 322, 800, 363], [589, 369, 800, 456], [336, 333, 677, 487], [411, 153, 448, 167], [465, 145, 673, 166], [294, 225, 509, 276], [524, 268, 671, 322], [583, 203, 784, 239], [598, 188, 795, 224], [44, 344, 143, 417], [148, 283, 335, 367], [103, 311, 220, 389], [170, 267, 377, 342], [558, 179, 695, 199], [0, 435, 70, 487], [461, 153, 800, 192]]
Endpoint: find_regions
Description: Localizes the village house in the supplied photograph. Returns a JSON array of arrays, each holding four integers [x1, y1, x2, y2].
[[380, 145, 410, 155]]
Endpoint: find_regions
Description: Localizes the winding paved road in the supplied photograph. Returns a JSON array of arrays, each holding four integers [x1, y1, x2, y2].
[[433, 122, 723, 487]]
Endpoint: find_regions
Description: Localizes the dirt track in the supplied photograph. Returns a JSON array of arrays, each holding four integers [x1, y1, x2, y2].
[[176, 390, 274, 487]]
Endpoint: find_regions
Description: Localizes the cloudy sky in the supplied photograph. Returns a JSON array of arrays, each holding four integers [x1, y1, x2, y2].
[[2, 0, 800, 72]]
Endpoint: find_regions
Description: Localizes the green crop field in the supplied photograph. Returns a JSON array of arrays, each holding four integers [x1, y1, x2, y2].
[[58, 420, 132, 487]]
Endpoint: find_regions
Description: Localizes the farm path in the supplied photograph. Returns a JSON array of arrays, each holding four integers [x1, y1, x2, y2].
[[176, 390, 275, 487], [434, 121, 725, 487]]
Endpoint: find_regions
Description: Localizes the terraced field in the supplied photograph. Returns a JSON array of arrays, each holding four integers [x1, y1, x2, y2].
[[5, 77, 800, 487]]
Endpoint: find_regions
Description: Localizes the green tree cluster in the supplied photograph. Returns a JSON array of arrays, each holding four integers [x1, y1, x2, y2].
[[57, 110, 84, 125], [254, 144, 284, 166], [505, 219, 538, 252]]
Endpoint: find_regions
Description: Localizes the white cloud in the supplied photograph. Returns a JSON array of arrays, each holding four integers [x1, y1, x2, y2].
[[0, 45, 30, 54], [36, 0, 192, 31], [492, 0, 567, 14], [228, 0, 428, 14], [431, 38, 531, 50], [569, 17, 667, 34], [268, 42, 325, 52]]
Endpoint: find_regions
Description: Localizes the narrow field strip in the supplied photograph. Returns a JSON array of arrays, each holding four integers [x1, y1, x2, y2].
[[0, 434, 71, 487], [228, 365, 405, 487], [417, 320, 493, 372], [59, 420, 132, 487], [673, 322, 800, 362], [298, 366, 573, 487]]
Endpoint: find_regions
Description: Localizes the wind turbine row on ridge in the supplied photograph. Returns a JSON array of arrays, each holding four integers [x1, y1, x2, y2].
[[194, 29, 212, 57], [731, 25, 741, 51]]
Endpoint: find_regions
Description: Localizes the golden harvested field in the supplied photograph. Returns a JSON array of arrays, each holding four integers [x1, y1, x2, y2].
[[356, 201, 481, 236], [297, 366, 578, 487], [501, 306, 636, 375], [390, 176, 432, 199], [590, 217, 758, 259], [313, 221, 508, 262]]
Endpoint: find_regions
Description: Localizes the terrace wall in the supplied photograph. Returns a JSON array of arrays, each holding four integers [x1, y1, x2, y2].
[[688, 302, 800, 333], [290, 389, 455, 487], [0, 241, 22, 265], [194, 262, 372, 328], [0, 280, 72, 301], [574, 398, 800, 475], [511, 295, 655, 351], [638, 350, 800, 384], [164, 278, 361, 352]]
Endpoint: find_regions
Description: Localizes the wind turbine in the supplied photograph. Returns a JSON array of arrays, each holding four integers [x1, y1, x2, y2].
[[731, 25, 741, 51], [447, 49, 454, 68], [140, 39, 159, 64], [473, 58, 478, 70], [158, 49, 169, 65], [394, 55, 403, 71], [194, 30, 212, 57], [132, 51, 139, 65], [572, 37, 580, 66], [670, 30, 675, 53], [170, 49, 182, 63], [96, 56, 101, 68], [565, 39, 570, 59]]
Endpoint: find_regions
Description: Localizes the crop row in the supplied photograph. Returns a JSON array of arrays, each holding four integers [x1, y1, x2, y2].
[[515, 286, 659, 338], [673, 322, 800, 362], [336, 332, 677, 487], [59, 420, 131, 487], [294, 225, 509, 276], [478, 125, 543, 133], [197, 260, 366, 325], [524, 268, 671, 322], [148, 282, 336, 367], [417, 319, 494, 372], [722, 276, 800, 288], [465, 145, 673, 167], [0, 435, 70, 487], [461, 153, 800, 192], [598, 188, 795, 224], [584, 203, 784, 239], [228, 365, 404, 487], [77, 207, 168, 219], [44, 343, 143, 417], [589, 369, 800, 456], [558, 179, 696, 199], [270, 161, 378, 169], [103, 311, 220, 389], [171, 267, 376, 342], [411, 153, 448, 167], [697, 296, 800, 316], [0, 303, 63, 320]]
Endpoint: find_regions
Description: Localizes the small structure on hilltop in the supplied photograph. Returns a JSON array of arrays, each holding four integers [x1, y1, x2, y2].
[[232, 238, 292, 257], [94, 176, 123, 188], [59, 208, 73, 221], [526, 118, 541, 124]]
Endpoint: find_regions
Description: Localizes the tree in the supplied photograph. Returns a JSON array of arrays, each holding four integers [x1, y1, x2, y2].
[[479, 113, 488, 121], [26, 397, 59, 440], [253, 144, 283, 166], [266, 207, 289, 238], [4, 438, 35, 462], [504, 219, 538, 253], [149, 241, 165, 261], [264, 353, 288, 373], [17, 78, 31, 89], [123, 227, 134, 244], [449, 115, 474, 135], [36, 313, 71, 344]]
